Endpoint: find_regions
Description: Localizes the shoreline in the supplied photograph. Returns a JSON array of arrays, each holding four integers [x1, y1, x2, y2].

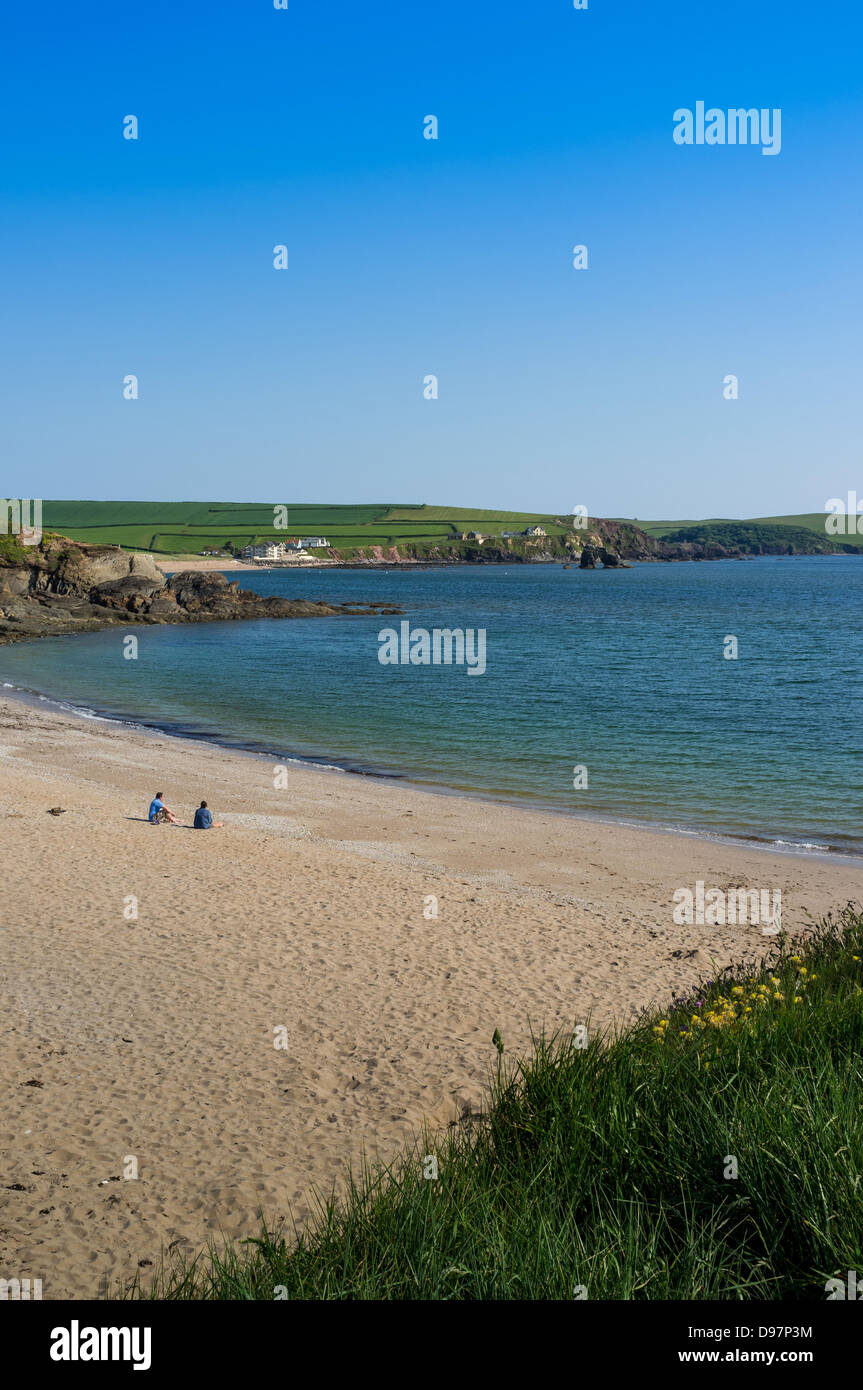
[[2, 693, 862, 1298], [122, 552, 863, 576], [0, 675, 855, 864]]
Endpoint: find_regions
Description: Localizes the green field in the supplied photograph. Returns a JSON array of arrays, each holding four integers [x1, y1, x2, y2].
[[35, 502, 575, 556], [752, 511, 863, 548]]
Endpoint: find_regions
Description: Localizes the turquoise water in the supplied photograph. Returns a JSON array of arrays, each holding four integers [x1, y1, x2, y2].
[[2, 558, 861, 853]]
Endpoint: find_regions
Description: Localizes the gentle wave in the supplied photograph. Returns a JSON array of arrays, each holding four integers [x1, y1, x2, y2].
[[0, 674, 857, 863]]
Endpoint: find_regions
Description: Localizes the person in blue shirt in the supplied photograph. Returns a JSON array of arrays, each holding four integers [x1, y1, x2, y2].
[[193, 800, 223, 829], [148, 791, 179, 825]]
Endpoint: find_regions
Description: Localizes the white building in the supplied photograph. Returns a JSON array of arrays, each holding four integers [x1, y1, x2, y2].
[[525, 525, 546, 537], [300, 536, 329, 549], [241, 542, 287, 561]]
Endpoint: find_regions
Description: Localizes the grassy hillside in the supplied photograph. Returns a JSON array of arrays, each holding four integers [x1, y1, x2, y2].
[[753, 511, 863, 549], [660, 521, 841, 555], [36, 502, 577, 557], [30, 503, 861, 559], [129, 906, 863, 1300], [623, 513, 863, 552]]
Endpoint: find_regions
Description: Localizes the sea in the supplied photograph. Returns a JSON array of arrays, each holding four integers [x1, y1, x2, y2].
[[1, 556, 861, 855]]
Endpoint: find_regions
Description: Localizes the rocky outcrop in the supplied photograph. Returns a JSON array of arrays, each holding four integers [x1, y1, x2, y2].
[[0, 538, 400, 645], [597, 548, 630, 568], [329, 513, 851, 566], [13, 542, 166, 599], [331, 516, 731, 566]]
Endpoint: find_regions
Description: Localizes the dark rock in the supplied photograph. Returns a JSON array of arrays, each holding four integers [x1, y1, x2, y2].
[[598, 548, 630, 568], [146, 592, 179, 620], [0, 538, 403, 645], [579, 546, 598, 569], [89, 576, 163, 611]]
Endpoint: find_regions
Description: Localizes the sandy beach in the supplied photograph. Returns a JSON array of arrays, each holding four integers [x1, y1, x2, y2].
[[153, 557, 341, 574], [152, 556, 261, 574], [1, 694, 861, 1299]]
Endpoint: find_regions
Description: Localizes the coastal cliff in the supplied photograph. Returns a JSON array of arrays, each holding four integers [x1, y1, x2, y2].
[[320, 515, 839, 566], [0, 536, 399, 645]]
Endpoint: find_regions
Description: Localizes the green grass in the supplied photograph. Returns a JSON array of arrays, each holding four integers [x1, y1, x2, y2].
[[39, 525, 170, 551], [383, 505, 564, 524], [0, 532, 34, 565], [615, 517, 734, 536], [39, 502, 405, 529], [128, 906, 863, 1301]]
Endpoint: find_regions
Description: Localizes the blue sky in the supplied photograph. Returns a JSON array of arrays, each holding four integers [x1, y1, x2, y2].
[[1, 0, 860, 518]]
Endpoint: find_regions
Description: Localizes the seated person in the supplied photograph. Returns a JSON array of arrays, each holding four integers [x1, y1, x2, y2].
[[193, 799, 223, 829], [148, 792, 179, 825]]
